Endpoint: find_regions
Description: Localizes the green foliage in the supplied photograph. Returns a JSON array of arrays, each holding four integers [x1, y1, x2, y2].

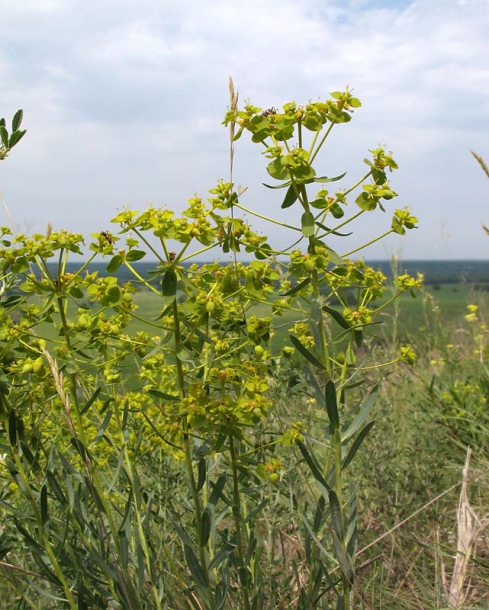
[[0, 110, 26, 161], [0, 94, 425, 609]]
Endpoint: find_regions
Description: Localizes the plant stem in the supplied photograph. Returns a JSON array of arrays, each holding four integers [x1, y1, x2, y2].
[[342, 228, 394, 258], [231, 201, 301, 231], [309, 122, 335, 165], [172, 298, 215, 609], [229, 431, 252, 610]]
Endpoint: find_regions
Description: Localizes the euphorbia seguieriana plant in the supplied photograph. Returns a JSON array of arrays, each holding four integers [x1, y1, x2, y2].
[[0, 89, 420, 610]]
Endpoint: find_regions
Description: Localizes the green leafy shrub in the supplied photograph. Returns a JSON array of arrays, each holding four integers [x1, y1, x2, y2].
[[0, 94, 421, 610]]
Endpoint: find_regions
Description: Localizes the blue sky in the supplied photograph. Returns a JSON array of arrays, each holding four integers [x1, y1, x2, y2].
[[0, 0, 488, 260]]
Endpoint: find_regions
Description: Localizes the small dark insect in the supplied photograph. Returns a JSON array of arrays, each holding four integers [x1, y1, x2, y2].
[[169, 251, 176, 262], [262, 107, 277, 117], [100, 231, 114, 245]]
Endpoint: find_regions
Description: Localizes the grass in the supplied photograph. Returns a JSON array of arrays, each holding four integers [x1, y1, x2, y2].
[[2, 278, 489, 609]]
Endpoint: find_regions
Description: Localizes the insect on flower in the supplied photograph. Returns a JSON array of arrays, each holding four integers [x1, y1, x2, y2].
[[262, 107, 278, 117], [100, 231, 114, 245]]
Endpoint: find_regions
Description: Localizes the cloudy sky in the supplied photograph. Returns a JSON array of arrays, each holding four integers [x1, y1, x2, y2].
[[0, 0, 488, 260]]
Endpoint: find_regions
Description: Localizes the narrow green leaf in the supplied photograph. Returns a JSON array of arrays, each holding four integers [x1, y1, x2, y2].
[[89, 408, 113, 447], [290, 335, 325, 370], [341, 386, 377, 443], [208, 540, 236, 570], [208, 474, 227, 507], [8, 410, 18, 446], [200, 507, 211, 547], [346, 517, 358, 560], [80, 386, 102, 415], [303, 367, 326, 408], [301, 211, 315, 237], [244, 499, 269, 524], [8, 129, 26, 148], [302, 515, 336, 564], [215, 571, 230, 610], [297, 441, 331, 492], [281, 183, 299, 209], [40, 485, 48, 529], [14, 518, 44, 553], [196, 457, 206, 493], [341, 421, 375, 470], [46, 471, 67, 506], [325, 380, 339, 433], [332, 531, 354, 584], [262, 179, 292, 190], [336, 595, 346, 610], [0, 125, 9, 148], [281, 276, 311, 296], [12, 109, 23, 132], [322, 305, 351, 330], [70, 438, 90, 463], [322, 243, 345, 266], [329, 490, 344, 540], [184, 544, 208, 593], [20, 441, 39, 472], [171, 518, 193, 549], [313, 495, 326, 533], [314, 172, 347, 183], [147, 389, 179, 401]]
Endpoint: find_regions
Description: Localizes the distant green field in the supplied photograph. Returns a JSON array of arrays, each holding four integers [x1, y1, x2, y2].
[[30, 279, 483, 359], [127, 280, 483, 349]]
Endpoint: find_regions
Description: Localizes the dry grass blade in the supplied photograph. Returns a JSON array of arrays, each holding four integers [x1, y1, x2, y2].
[[471, 150, 489, 179], [446, 448, 489, 609], [228, 76, 239, 182], [357, 483, 460, 560], [472, 151, 489, 236], [40, 347, 76, 437], [1, 189, 17, 233]]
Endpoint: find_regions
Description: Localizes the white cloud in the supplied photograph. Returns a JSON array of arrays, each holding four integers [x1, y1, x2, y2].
[[0, 0, 488, 258]]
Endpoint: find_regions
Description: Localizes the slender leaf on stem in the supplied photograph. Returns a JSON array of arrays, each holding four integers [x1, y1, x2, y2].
[[200, 507, 212, 547], [196, 457, 207, 493], [341, 386, 377, 443], [281, 184, 299, 209], [12, 109, 23, 131], [209, 540, 236, 570], [290, 335, 325, 370], [184, 545, 208, 595], [332, 531, 354, 584], [341, 421, 375, 471], [325, 380, 339, 433], [323, 305, 351, 330], [297, 440, 331, 492], [281, 276, 311, 296], [328, 490, 344, 540]]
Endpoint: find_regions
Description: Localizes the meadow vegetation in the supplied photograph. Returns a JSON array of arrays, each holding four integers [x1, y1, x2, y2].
[[0, 90, 487, 609]]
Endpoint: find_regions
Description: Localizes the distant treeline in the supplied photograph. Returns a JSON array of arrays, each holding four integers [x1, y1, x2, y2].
[[47, 259, 489, 287], [367, 260, 489, 284]]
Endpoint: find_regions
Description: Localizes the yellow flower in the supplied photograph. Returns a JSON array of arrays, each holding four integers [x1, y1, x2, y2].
[[399, 345, 417, 365]]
